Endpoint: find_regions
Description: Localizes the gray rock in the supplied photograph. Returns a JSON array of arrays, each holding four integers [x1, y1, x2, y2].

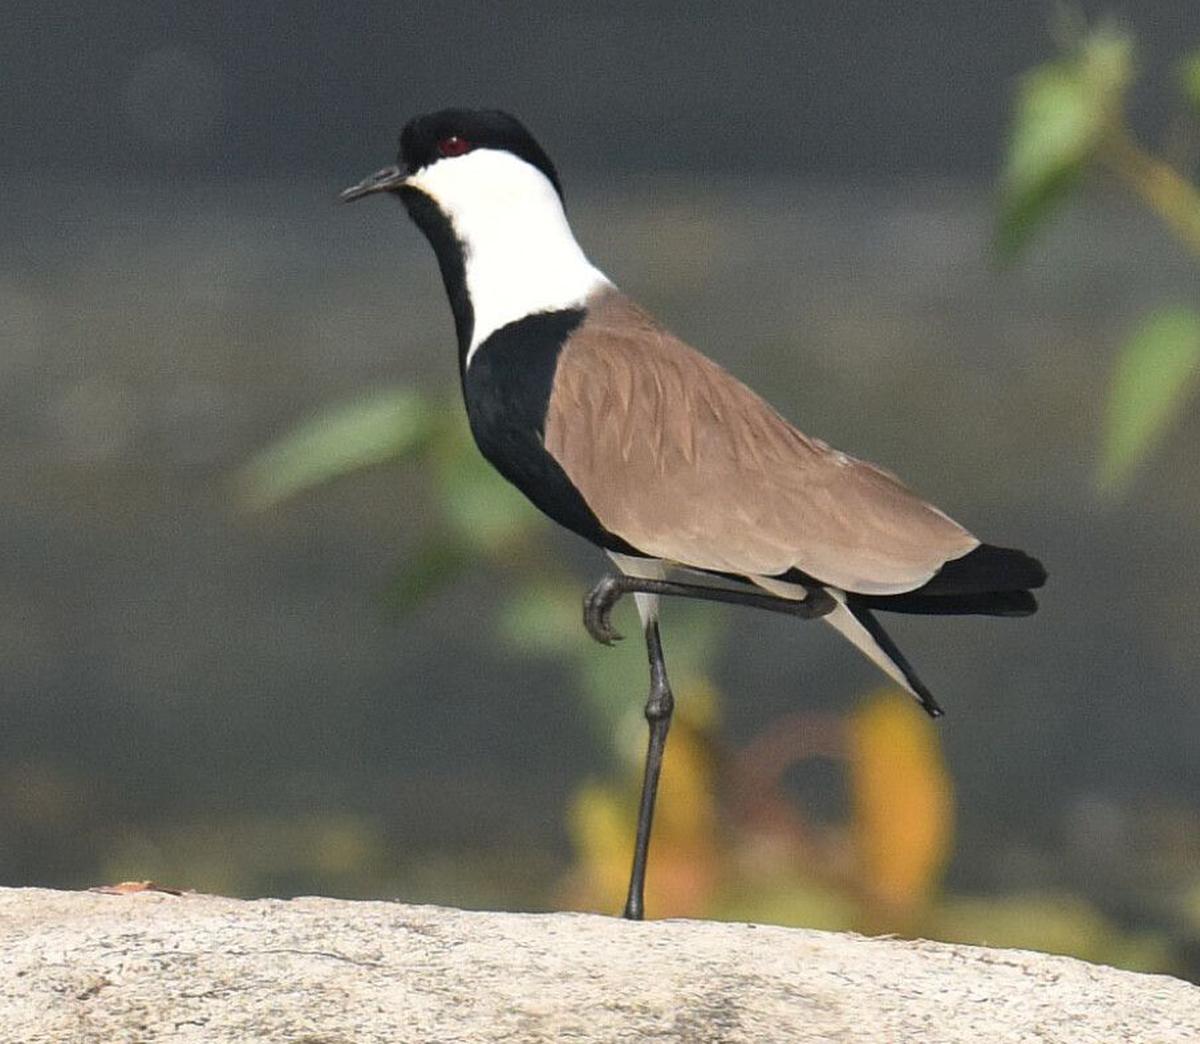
[[0, 886, 1196, 1043]]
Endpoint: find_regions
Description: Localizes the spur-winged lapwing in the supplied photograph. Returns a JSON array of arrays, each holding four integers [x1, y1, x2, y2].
[[342, 108, 1046, 920]]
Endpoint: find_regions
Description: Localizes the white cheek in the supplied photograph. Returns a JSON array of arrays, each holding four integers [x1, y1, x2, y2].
[[409, 150, 610, 363]]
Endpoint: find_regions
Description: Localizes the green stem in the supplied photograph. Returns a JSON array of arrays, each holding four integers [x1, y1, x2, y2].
[[1101, 131, 1200, 257]]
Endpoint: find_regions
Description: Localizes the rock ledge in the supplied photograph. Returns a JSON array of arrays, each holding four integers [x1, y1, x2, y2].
[[1, 886, 1196, 1042]]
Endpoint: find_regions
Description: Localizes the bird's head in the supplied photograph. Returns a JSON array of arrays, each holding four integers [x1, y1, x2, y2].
[[342, 109, 602, 363], [340, 108, 564, 214]]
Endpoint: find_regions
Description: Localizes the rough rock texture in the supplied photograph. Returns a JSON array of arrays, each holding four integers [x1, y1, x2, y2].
[[1, 887, 1197, 1043]]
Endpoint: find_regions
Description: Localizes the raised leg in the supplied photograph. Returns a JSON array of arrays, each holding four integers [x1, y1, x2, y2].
[[623, 616, 673, 921], [584, 573, 835, 645], [590, 571, 834, 920]]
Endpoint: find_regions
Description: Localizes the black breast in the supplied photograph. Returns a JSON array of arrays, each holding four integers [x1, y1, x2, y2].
[[461, 310, 638, 555]]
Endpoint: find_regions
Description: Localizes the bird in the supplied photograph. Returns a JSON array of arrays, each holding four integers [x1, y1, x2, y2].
[[341, 108, 1046, 921]]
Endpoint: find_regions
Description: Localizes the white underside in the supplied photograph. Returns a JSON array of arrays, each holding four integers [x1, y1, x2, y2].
[[404, 149, 610, 366], [607, 553, 918, 698]]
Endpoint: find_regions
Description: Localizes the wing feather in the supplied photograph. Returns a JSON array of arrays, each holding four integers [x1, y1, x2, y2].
[[544, 289, 978, 593]]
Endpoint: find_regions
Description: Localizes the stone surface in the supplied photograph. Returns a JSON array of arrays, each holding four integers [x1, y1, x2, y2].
[[0, 887, 1197, 1043]]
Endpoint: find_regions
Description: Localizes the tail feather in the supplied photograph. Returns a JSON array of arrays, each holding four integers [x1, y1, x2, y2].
[[853, 588, 1038, 616], [918, 543, 1046, 596]]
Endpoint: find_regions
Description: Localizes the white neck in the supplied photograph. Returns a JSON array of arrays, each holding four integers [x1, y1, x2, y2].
[[405, 149, 610, 365]]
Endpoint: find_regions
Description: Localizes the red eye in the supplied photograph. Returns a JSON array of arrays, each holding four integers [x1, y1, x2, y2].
[[437, 136, 471, 158]]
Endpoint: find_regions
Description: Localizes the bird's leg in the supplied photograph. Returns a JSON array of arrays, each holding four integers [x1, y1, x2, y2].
[[590, 572, 833, 919], [583, 573, 835, 645], [623, 615, 673, 921]]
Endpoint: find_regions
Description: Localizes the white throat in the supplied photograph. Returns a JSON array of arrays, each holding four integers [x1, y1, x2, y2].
[[405, 149, 610, 365]]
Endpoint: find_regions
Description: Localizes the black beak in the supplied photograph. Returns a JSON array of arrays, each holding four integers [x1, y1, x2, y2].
[[339, 164, 409, 203]]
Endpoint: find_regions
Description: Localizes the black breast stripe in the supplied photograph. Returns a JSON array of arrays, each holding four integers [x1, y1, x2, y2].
[[463, 310, 641, 556]]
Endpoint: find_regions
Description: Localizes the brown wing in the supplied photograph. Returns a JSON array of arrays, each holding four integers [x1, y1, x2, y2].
[[543, 288, 978, 595]]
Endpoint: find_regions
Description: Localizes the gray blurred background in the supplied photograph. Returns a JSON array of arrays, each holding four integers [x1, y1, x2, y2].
[[3, 0, 1200, 975]]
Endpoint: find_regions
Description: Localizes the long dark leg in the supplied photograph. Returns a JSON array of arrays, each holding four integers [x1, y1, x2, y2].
[[623, 616, 673, 921], [591, 572, 832, 919], [584, 573, 834, 645]]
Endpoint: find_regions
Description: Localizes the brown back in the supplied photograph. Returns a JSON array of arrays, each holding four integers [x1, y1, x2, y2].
[[543, 288, 977, 595]]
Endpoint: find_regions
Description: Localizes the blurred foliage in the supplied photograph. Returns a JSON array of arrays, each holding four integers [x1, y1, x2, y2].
[[930, 895, 1174, 973], [102, 813, 392, 898], [1099, 309, 1200, 490], [1180, 49, 1200, 116], [847, 691, 953, 926], [556, 685, 1177, 973], [562, 686, 722, 918], [998, 25, 1200, 493], [239, 387, 438, 511], [996, 25, 1132, 260], [563, 687, 950, 927]]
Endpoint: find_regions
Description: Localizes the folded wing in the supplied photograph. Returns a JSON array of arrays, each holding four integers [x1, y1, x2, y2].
[[544, 289, 979, 595]]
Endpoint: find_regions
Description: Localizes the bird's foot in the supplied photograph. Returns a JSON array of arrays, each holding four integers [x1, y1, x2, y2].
[[583, 574, 627, 645], [584, 572, 837, 645]]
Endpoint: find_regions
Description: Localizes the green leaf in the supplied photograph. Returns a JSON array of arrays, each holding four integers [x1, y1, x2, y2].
[[1177, 48, 1200, 115], [1099, 308, 1200, 493], [496, 580, 582, 656], [239, 387, 436, 509], [382, 536, 473, 618], [996, 27, 1132, 259], [431, 428, 544, 555]]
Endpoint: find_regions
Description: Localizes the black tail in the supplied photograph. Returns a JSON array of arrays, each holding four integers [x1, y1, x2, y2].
[[853, 588, 1038, 616], [856, 543, 1045, 617], [916, 543, 1046, 595], [831, 544, 1043, 719]]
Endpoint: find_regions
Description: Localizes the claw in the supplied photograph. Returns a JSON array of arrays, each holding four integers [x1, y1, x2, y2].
[[593, 622, 624, 646], [584, 575, 626, 645]]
